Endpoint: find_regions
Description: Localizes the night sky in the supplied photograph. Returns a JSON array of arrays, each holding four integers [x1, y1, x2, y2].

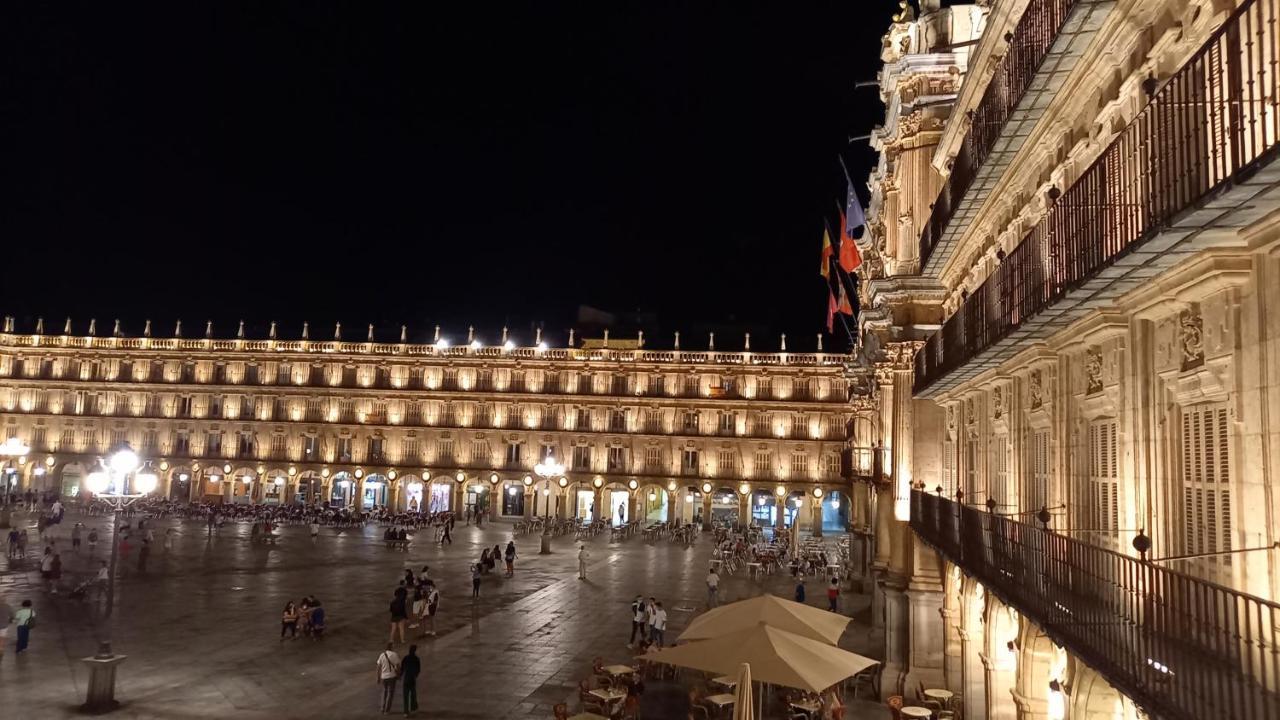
[[3, 1, 899, 351]]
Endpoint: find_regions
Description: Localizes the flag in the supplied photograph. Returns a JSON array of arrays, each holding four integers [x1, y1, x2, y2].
[[837, 277, 854, 315], [826, 288, 837, 333], [820, 225, 833, 279], [838, 209, 863, 273], [839, 153, 867, 239]]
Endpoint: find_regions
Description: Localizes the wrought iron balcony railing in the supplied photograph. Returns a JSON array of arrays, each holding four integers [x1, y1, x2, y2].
[[918, 0, 1280, 391], [911, 490, 1280, 720], [919, 0, 1078, 269]]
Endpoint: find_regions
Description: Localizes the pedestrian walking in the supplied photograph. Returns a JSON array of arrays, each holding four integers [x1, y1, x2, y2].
[[794, 578, 806, 604], [6, 528, 19, 559], [440, 522, 452, 546], [310, 519, 320, 538], [645, 596, 659, 640], [577, 544, 590, 580], [163, 528, 176, 552], [281, 601, 299, 640], [706, 567, 720, 608], [504, 541, 516, 577], [470, 563, 481, 598], [71, 523, 82, 552], [40, 548, 54, 592], [650, 601, 667, 647], [11, 600, 35, 654], [400, 644, 421, 716], [375, 643, 401, 714], [827, 577, 840, 612]]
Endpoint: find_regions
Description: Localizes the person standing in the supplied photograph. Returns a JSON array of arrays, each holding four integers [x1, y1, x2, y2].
[[389, 589, 408, 645], [310, 519, 320, 539], [11, 600, 35, 654], [650, 601, 667, 647], [423, 581, 439, 637], [628, 595, 646, 648], [400, 644, 421, 716], [87, 527, 98, 555], [504, 541, 516, 577], [71, 523, 82, 553], [281, 601, 300, 640], [40, 548, 55, 593], [827, 577, 840, 612], [645, 596, 659, 640], [577, 544, 590, 580], [470, 563, 481, 598], [706, 567, 720, 608], [375, 643, 401, 714], [794, 578, 806, 604], [440, 521, 452, 546]]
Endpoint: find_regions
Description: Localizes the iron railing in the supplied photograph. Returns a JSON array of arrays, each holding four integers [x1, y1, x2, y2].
[[918, 0, 1280, 391], [919, 0, 1078, 269], [912, 490, 1280, 720]]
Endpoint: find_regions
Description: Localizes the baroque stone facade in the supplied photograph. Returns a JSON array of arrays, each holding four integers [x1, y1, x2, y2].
[[0, 326, 859, 531]]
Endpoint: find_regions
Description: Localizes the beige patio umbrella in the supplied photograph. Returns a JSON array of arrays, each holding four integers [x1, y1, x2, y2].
[[645, 623, 878, 693], [679, 593, 850, 645], [732, 662, 755, 720]]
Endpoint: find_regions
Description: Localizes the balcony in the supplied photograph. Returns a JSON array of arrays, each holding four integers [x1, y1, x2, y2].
[[911, 491, 1280, 720], [918, 0, 1280, 394], [919, 0, 1082, 270]]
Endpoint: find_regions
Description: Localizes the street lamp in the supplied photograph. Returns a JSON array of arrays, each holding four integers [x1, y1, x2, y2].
[[534, 452, 564, 553], [82, 443, 156, 712]]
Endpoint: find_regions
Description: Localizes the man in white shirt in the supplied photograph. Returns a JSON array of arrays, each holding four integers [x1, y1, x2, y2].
[[375, 643, 401, 713], [577, 544, 590, 580], [706, 568, 720, 608], [650, 601, 668, 647]]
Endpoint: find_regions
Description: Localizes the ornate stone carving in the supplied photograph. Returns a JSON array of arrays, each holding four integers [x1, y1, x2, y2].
[[1180, 306, 1205, 371], [886, 340, 926, 369], [1085, 346, 1103, 395], [965, 397, 975, 424], [945, 405, 956, 441], [992, 385, 1003, 419], [1029, 370, 1044, 409]]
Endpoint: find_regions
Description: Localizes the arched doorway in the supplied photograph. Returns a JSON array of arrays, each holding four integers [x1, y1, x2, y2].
[[167, 466, 194, 501], [262, 469, 289, 505], [1069, 659, 1141, 719], [606, 483, 631, 526], [710, 486, 739, 526], [399, 474, 424, 512], [427, 479, 452, 513], [638, 484, 668, 522], [784, 490, 806, 528], [296, 471, 323, 505], [571, 483, 596, 521], [198, 466, 227, 503], [60, 461, 88, 499], [960, 578, 987, 720], [499, 480, 525, 517], [463, 482, 490, 518], [984, 595, 1020, 720], [819, 490, 851, 532], [362, 474, 389, 509], [330, 471, 355, 508], [231, 467, 257, 504], [751, 490, 777, 527]]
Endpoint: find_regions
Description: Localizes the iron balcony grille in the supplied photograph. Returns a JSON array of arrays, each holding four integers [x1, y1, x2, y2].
[[911, 490, 1280, 720], [919, 0, 1079, 269], [917, 0, 1280, 392]]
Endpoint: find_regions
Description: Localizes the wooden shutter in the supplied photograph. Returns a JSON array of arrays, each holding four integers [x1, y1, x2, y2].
[[1181, 404, 1233, 573]]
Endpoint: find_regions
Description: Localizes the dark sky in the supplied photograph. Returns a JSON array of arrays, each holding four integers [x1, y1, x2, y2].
[[2, 1, 898, 351]]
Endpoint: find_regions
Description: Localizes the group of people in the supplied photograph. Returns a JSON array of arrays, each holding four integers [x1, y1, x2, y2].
[[388, 566, 441, 643], [626, 594, 669, 650], [280, 596, 327, 639]]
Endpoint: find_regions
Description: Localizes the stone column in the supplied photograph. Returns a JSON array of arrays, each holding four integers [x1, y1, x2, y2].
[[523, 489, 534, 520], [738, 492, 750, 530], [701, 492, 713, 530], [872, 364, 895, 569], [811, 497, 823, 537]]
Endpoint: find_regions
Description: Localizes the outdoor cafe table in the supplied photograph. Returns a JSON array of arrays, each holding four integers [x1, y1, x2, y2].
[[710, 675, 736, 691], [602, 664, 637, 679], [789, 698, 821, 716], [901, 706, 933, 718], [705, 693, 736, 710], [924, 688, 954, 705], [569, 714, 609, 720], [588, 687, 627, 706]]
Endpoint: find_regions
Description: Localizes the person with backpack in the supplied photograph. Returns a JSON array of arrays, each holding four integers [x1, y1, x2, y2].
[[375, 643, 401, 713], [11, 599, 35, 654]]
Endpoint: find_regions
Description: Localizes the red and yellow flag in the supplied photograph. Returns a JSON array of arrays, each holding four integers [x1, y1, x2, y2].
[[820, 226, 833, 279], [838, 210, 863, 273]]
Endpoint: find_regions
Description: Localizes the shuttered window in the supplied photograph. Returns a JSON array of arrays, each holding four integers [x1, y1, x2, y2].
[[990, 434, 1009, 509], [942, 440, 957, 497], [1087, 420, 1120, 547], [1181, 404, 1233, 572], [1024, 430, 1050, 515], [964, 437, 979, 499]]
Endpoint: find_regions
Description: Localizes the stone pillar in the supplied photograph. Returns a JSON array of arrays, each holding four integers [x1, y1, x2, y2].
[[873, 483, 894, 569], [904, 537, 947, 693], [810, 498, 823, 538], [524, 489, 534, 520], [774, 492, 786, 533], [738, 492, 750, 530], [701, 492, 713, 530]]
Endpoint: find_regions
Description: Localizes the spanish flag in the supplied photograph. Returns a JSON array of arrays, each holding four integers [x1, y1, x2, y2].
[[838, 210, 863, 273], [820, 225, 833, 279], [826, 288, 838, 333]]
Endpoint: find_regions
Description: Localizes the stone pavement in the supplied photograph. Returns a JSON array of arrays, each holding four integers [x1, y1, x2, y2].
[[0, 509, 889, 719]]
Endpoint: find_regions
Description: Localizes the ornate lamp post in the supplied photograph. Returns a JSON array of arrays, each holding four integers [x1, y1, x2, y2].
[[82, 443, 157, 712], [534, 453, 565, 554]]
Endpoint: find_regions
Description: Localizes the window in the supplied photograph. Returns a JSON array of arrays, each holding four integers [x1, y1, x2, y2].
[[682, 411, 700, 433], [718, 450, 737, 476], [607, 446, 625, 471], [964, 436, 979, 500], [682, 448, 700, 474], [610, 409, 627, 432], [505, 442, 522, 468], [942, 438, 958, 497], [32, 427, 47, 452], [336, 437, 352, 462], [303, 436, 319, 460], [990, 434, 1009, 508], [718, 411, 735, 434], [1086, 419, 1120, 548], [611, 374, 628, 395], [178, 396, 193, 418], [824, 453, 840, 477], [271, 434, 287, 459], [402, 437, 420, 464], [1181, 404, 1233, 574], [277, 363, 292, 384], [173, 432, 190, 456], [367, 437, 385, 463], [141, 429, 159, 453], [645, 446, 662, 470], [795, 414, 809, 437], [1024, 430, 1050, 514], [237, 433, 255, 459], [575, 407, 589, 430], [758, 377, 772, 399], [644, 409, 661, 433], [209, 395, 223, 418], [206, 431, 222, 456], [438, 438, 455, 461], [790, 452, 808, 477], [572, 445, 591, 471], [470, 440, 489, 466], [754, 451, 772, 477], [650, 375, 665, 396], [60, 427, 74, 452]]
